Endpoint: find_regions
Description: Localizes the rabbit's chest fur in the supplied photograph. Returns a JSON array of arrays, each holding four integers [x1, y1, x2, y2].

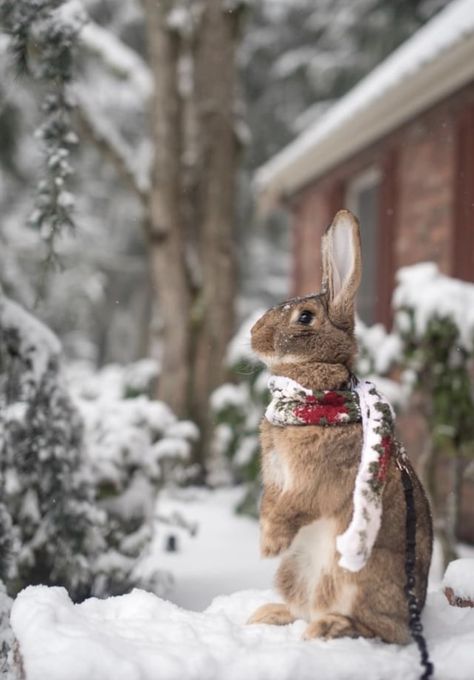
[[261, 420, 362, 515], [260, 420, 363, 619], [282, 518, 354, 621]]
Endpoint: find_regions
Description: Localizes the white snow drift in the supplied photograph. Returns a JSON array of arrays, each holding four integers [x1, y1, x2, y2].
[[11, 585, 474, 680]]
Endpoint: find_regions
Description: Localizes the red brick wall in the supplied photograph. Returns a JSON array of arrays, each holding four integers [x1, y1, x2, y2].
[[454, 100, 474, 282], [292, 190, 325, 295], [291, 182, 343, 295], [396, 114, 455, 274]]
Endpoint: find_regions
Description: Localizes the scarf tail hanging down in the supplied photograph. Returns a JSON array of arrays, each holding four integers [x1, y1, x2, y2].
[[265, 376, 395, 573]]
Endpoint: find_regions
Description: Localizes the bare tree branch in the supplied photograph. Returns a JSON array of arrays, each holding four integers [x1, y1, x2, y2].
[[79, 21, 153, 100]]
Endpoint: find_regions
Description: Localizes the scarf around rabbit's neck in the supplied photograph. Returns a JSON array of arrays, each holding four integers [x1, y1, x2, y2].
[[265, 375, 396, 573], [265, 376, 361, 427]]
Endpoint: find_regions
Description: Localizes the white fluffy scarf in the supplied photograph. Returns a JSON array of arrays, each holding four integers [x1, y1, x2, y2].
[[266, 376, 396, 572]]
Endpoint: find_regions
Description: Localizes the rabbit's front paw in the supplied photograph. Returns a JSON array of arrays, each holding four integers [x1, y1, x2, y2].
[[261, 522, 293, 557]]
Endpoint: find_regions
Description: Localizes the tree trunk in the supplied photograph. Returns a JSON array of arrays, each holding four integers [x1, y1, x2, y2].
[[190, 0, 238, 462], [144, 0, 191, 417], [143, 0, 239, 467]]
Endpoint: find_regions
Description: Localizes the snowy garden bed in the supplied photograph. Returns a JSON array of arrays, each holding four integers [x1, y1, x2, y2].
[[11, 585, 474, 680], [8, 490, 474, 680]]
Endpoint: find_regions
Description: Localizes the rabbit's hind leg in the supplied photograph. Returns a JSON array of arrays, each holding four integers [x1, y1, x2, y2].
[[247, 603, 296, 626], [303, 613, 374, 641]]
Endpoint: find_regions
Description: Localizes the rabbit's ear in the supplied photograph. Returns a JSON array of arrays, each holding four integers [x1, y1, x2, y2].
[[322, 210, 362, 328]]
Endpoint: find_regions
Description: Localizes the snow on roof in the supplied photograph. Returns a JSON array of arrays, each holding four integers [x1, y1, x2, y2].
[[256, 0, 474, 204]]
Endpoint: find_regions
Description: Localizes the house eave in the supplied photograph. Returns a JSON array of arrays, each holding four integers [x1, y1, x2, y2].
[[256, 1, 474, 208]]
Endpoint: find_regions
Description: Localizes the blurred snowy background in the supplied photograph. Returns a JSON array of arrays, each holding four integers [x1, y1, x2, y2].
[[1, 1, 474, 678]]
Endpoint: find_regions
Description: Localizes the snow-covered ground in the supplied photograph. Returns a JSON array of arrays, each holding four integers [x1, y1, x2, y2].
[[11, 584, 474, 680], [9, 488, 474, 680]]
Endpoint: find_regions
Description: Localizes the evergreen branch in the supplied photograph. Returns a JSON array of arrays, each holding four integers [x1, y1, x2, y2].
[[0, 0, 85, 268]]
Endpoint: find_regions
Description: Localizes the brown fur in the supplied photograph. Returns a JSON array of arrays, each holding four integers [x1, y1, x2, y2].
[[247, 210, 433, 644]]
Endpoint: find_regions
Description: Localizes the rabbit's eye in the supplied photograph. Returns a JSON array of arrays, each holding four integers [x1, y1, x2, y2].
[[297, 310, 314, 325]]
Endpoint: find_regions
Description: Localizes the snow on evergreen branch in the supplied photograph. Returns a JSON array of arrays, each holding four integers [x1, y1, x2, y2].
[[0, 296, 61, 386], [0, 0, 85, 268]]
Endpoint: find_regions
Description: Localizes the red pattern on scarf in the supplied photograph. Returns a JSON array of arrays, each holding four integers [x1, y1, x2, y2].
[[377, 436, 393, 482], [294, 392, 350, 425]]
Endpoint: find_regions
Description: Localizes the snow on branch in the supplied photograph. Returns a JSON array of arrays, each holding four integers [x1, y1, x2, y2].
[[76, 91, 150, 203], [0, 295, 61, 385], [79, 21, 153, 100]]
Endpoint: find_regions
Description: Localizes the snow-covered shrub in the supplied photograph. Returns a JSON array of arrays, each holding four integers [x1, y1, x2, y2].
[[354, 319, 407, 407], [393, 263, 474, 453], [393, 263, 474, 564], [0, 296, 199, 600], [0, 295, 103, 600], [0, 581, 17, 680], [0, 487, 13, 585], [355, 319, 401, 377], [66, 361, 199, 596]]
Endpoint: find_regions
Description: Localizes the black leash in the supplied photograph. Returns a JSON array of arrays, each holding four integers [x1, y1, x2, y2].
[[396, 449, 434, 680]]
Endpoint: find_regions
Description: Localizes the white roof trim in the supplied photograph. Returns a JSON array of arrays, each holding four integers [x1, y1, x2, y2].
[[256, 0, 474, 204]]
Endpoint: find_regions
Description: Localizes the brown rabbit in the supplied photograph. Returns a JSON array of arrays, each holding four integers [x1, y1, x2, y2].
[[247, 210, 432, 644]]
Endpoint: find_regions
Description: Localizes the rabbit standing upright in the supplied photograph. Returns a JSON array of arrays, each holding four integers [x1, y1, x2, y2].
[[247, 210, 432, 644]]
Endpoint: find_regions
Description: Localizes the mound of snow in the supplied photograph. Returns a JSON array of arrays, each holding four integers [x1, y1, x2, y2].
[[355, 319, 402, 376], [443, 559, 474, 601], [393, 262, 474, 350], [10, 586, 474, 680]]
